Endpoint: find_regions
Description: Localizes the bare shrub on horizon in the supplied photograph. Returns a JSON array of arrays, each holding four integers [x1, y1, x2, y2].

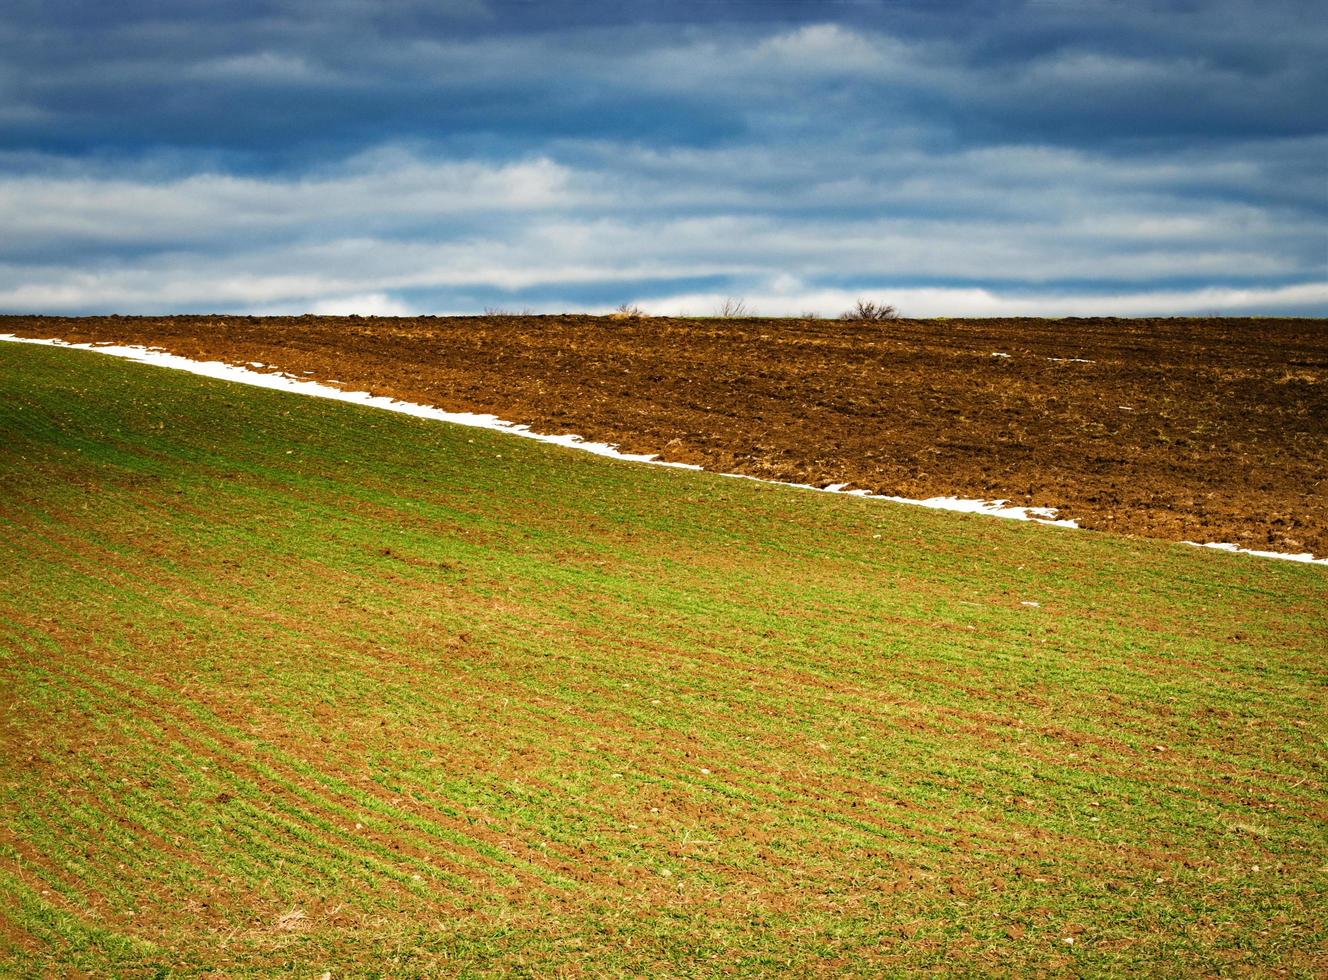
[[715, 297, 752, 318], [839, 299, 899, 322]]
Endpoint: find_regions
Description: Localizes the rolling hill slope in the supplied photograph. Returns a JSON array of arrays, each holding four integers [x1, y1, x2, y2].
[[1, 342, 1324, 974]]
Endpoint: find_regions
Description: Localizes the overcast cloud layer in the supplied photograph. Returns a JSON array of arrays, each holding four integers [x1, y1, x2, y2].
[[2, 0, 1325, 316]]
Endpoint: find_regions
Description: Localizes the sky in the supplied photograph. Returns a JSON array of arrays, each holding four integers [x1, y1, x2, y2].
[[1, 0, 1325, 317]]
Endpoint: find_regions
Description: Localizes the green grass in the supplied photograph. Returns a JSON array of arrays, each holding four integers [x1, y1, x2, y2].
[[0, 341, 1324, 976]]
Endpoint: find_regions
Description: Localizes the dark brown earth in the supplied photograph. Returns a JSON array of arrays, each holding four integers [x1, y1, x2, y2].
[[3, 314, 1325, 557]]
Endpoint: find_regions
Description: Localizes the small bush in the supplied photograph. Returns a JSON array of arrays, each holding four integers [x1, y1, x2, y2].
[[614, 302, 645, 317], [839, 299, 899, 322], [715, 297, 752, 318]]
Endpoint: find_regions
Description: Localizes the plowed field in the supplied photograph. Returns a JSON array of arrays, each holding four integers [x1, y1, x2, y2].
[[3, 314, 1325, 557]]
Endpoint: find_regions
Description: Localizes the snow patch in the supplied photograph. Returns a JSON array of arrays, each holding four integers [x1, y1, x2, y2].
[[886, 495, 1078, 527], [715, 475, 1076, 526], [1182, 541, 1327, 566], [1, 333, 699, 470]]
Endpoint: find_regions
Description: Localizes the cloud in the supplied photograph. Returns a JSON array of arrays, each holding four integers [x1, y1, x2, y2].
[[753, 23, 888, 72], [0, 155, 582, 250], [189, 51, 332, 84], [0, 131, 1323, 316], [636, 281, 1328, 319], [304, 292, 417, 316], [3, 5, 1324, 160]]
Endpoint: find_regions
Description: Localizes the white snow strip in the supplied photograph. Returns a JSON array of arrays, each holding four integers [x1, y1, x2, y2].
[[991, 352, 1012, 359], [715, 474, 1077, 525], [1, 333, 699, 470], [1182, 541, 1327, 566], [1048, 357, 1095, 364], [884, 495, 1079, 527], [4, 332, 1320, 563]]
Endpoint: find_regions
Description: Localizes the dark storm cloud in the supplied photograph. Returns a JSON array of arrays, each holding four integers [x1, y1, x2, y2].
[[0, 0, 1323, 314], [5, 0, 1324, 157]]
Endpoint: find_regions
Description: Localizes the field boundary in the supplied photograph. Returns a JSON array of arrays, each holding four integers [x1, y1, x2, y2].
[[2, 332, 1323, 566]]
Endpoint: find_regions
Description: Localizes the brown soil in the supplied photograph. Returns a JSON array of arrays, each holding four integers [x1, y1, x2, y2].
[[3, 314, 1325, 556]]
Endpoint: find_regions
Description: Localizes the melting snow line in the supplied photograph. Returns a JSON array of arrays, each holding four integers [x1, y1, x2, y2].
[[3, 333, 1322, 564], [1, 334, 700, 469], [1181, 541, 1326, 566], [716, 471, 1077, 526]]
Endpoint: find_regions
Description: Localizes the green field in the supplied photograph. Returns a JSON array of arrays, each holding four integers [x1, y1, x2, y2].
[[1, 341, 1325, 975]]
